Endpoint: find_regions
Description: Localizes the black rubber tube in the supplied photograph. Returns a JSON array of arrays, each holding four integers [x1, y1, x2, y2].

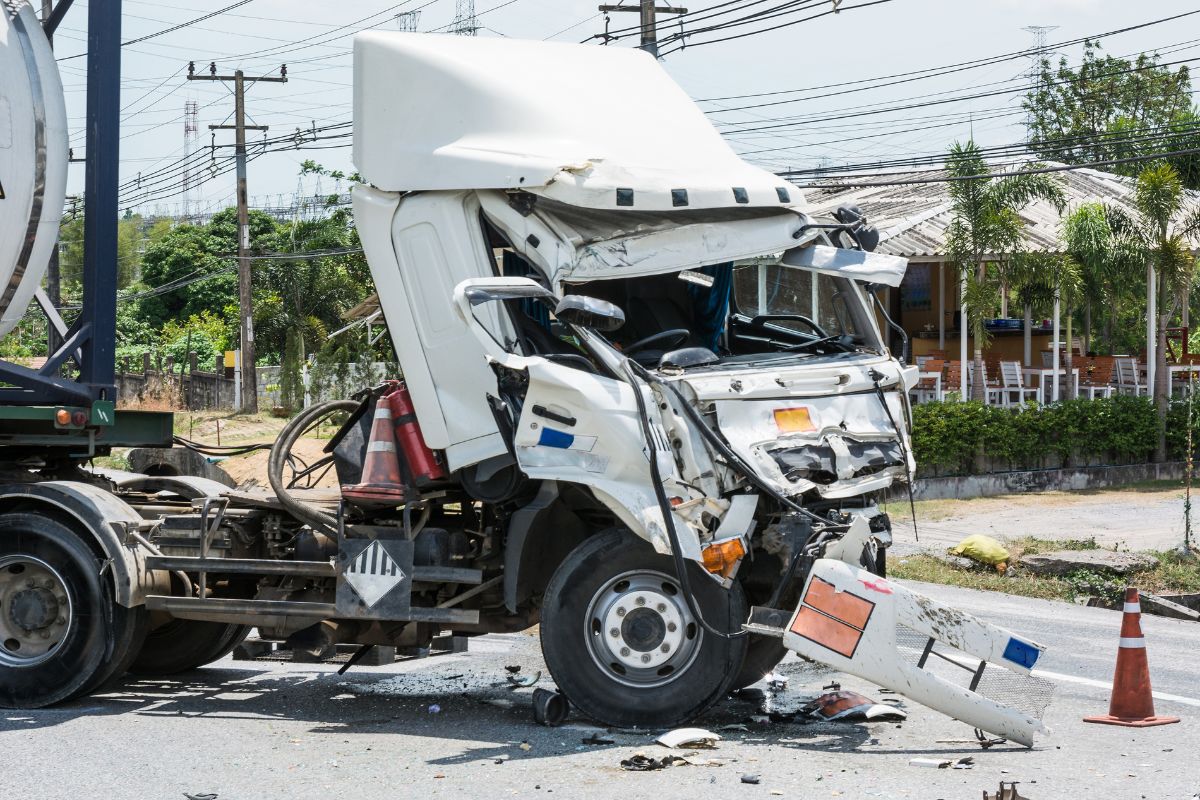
[[267, 399, 360, 537]]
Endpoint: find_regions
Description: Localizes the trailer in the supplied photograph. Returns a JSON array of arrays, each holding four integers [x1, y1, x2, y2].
[[0, 3, 1054, 743]]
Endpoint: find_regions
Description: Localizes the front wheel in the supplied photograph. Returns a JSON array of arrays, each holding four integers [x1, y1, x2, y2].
[[0, 513, 145, 708], [541, 529, 748, 728]]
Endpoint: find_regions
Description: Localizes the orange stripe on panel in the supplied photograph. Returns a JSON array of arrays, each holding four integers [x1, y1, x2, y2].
[[789, 606, 864, 659], [803, 577, 875, 630]]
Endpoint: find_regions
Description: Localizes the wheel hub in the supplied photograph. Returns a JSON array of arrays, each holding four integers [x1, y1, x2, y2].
[[587, 570, 701, 687], [0, 556, 72, 667], [9, 587, 59, 631]]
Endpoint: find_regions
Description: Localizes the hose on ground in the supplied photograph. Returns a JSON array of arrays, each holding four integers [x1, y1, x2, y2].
[[267, 399, 361, 537]]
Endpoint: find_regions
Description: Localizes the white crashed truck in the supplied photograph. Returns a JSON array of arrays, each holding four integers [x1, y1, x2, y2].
[[0, 12, 1052, 744]]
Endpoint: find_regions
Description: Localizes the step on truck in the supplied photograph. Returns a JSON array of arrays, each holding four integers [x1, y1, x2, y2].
[[0, 5, 1054, 744]]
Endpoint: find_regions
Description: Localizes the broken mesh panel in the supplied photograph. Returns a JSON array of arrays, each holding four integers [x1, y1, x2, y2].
[[894, 624, 1055, 722]]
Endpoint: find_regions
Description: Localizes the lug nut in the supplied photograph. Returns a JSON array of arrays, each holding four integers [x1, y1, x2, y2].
[[56, 596, 67, 606], [660, 643, 670, 653], [656, 603, 666, 612], [635, 596, 646, 607], [616, 607, 626, 617], [40, 630, 50, 639], [25, 580, 35, 589], [619, 647, 630, 657], [641, 654, 651, 663], [667, 622, 677, 632], [609, 628, 620, 638], [56, 617, 66, 626]]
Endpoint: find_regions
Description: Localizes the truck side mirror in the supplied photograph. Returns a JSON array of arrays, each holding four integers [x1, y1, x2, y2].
[[555, 295, 625, 332]]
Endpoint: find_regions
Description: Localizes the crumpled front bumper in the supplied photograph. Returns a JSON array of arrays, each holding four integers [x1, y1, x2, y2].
[[748, 557, 1053, 747]]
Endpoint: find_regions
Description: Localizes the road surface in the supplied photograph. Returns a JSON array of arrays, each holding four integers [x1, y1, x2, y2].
[[4, 581, 1196, 799]]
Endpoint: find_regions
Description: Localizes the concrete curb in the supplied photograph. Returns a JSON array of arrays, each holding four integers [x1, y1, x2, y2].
[[894, 461, 1188, 501]]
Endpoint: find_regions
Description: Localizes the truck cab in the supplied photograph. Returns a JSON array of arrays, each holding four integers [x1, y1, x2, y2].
[[350, 33, 915, 724]]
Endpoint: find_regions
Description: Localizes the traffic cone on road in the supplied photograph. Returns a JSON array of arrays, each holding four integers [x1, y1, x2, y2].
[[1083, 587, 1179, 727], [341, 391, 411, 507]]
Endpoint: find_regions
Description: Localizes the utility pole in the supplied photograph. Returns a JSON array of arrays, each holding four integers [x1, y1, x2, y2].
[[187, 61, 287, 414], [598, 1, 687, 58]]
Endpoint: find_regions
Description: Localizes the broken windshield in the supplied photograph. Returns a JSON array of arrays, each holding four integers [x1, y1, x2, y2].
[[728, 261, 882, 358]]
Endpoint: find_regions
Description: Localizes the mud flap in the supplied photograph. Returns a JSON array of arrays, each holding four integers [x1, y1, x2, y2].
[[766, 558, 1050, 747]]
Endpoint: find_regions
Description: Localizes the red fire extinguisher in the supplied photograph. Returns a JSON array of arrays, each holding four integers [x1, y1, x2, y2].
[[386, 382, 447, 486]]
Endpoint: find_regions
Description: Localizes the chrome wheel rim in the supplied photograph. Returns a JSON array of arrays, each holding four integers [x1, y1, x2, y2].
[[0, 555, 73, 668], [585, 569, 701, 688]]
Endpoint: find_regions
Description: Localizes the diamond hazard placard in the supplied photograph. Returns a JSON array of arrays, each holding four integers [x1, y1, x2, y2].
[[337, 538, 413, 617]]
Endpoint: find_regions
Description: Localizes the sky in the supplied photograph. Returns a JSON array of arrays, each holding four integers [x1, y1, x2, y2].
[[45, 0, 1200, 219]]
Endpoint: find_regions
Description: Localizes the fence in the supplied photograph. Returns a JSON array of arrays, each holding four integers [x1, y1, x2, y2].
[[116, 354, 396, 411]]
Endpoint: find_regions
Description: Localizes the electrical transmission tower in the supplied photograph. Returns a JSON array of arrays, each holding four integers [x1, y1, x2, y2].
[[181, 100, 199, 223], [451, 0, 478, 35], [395, 10, 421, 31], [1022, 25, 1059, 139]]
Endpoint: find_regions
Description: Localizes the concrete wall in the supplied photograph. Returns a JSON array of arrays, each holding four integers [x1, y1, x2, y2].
[[892, 461, 1187, 501]]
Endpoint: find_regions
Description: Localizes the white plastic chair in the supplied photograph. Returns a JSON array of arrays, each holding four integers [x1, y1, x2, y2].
[[1115, 357, 1147, 396], [998, 361, 1041, 407]]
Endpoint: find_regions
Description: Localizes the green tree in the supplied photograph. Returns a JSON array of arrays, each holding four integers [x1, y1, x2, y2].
[[945, 141, 1066, 400], [1105, 162, 1200, 461], [1023, 40, 1200, 187]]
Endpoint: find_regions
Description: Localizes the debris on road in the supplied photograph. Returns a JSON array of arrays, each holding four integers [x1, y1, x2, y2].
[[799, 689, 907, 722], [741, 774, 761, 784], [908, 757, 974, 769], [427, 704, 441, 714], [983, 781, 1030, 800], [507, 670, 542, 687], [582, 733, 616, 745], [620, 754, 686, 771], [184, 794, 218, 800], [655, 728, 721, 749], [531, 688, 569, 727]]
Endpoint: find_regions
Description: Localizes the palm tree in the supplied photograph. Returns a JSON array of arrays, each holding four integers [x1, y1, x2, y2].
[[1106, 162, 1200, 460], [945, 141, 1067, 401]]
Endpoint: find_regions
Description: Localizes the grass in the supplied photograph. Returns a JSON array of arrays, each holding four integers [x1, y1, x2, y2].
[[891, 536, 1200, 604]]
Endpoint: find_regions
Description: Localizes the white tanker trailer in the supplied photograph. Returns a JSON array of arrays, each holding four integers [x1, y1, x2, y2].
[[0, 1, 67, 337], [0, 2, 1053, 745]]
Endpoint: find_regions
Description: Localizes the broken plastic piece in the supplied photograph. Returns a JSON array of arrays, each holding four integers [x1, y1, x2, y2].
[[655, 727, 721, 749], [507, 669, 542, 687], [908, 756, 973, 769], [800, 689, 907, 722]]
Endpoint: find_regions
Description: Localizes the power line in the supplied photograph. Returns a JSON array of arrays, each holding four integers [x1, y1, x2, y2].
[[784, 146, 1200, 187], [56, 0, 260, 61], [693, 9, 1200, 103]]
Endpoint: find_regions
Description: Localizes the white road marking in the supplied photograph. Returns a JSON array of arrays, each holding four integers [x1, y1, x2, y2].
[[1032, 668, 1200, 709]]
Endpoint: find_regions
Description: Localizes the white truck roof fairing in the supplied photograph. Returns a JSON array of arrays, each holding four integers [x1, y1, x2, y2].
[[352, 33, 802, 213], [0, 3, 67, 338]]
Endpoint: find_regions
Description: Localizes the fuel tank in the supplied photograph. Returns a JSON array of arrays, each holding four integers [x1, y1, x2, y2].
[[0, 2, 67, 337]]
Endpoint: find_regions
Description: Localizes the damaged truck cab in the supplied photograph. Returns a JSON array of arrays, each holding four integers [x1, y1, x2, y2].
[[351, 34, 928, 725]]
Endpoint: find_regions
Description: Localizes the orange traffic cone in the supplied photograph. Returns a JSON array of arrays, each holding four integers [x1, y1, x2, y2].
[[1083, 587, 1179, 727], [341, 392, 411, 506]]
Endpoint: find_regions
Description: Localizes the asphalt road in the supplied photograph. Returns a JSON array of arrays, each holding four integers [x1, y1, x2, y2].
[[5, 582, 1198, 800]]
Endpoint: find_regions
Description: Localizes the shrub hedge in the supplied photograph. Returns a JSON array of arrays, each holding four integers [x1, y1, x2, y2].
[[910, 396, 1196, 476]]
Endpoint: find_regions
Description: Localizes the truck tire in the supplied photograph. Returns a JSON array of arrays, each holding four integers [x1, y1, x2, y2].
[[0, 513, 145, 708], [129, 619, 250, 676], [729, 540, 889, 691], [541, 529, 748, 728]]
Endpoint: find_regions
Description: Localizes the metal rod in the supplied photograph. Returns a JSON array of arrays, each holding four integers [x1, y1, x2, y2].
[[437, 575, 501, 609], [145, 556, 336, 577]]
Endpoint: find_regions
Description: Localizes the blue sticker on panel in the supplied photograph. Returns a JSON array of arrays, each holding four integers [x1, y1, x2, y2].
[[1002, 637, 1039, 669], [538, 427, 574, 449]]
